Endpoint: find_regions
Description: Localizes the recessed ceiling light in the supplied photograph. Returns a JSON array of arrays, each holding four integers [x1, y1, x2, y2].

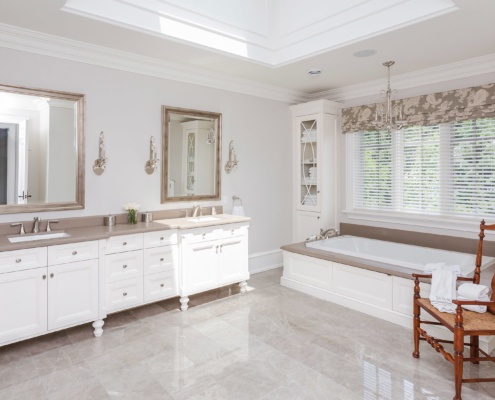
[[353, 49, 377, 57], [308, 69, 322, 75]]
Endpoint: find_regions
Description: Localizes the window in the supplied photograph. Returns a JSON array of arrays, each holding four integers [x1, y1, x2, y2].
[[349, 117, 495, 219]]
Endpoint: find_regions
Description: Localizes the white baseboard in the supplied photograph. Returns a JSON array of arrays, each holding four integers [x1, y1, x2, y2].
[[249, 249, 282, 274]]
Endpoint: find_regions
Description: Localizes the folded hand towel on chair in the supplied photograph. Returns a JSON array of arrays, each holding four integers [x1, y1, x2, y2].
[[457, 295, 490, 313], [424, 263, 460, 276], [458, 283, 490, 299], [424, 263, 446, 273], [429, 270, 457, 314]]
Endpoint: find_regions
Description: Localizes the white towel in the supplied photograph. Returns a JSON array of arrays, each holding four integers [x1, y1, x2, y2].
[[457, 295, 490, 313], [457, 283, 490, 299], [232, 205, 245, 216], [424, 263, 445, 273], [424, 263, 461, 276], [429, 270, 457, 314]]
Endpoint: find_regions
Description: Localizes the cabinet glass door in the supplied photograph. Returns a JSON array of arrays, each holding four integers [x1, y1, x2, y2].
[[298, 117, 319, 211], [186, 132, 195, 192]]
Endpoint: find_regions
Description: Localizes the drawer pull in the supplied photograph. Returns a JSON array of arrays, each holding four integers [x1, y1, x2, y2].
[[123, 242, 127, 246], [160, 237, 164, 240], [50, 273, 54, 278], [231, 229, 234, 234], [15, 258, 21, 263], [202, 234, 206, 239], [123, 264, 128, 269], [160, 283, 164, 287], [123, 292, 127, 296], [42, 275, 47, 280], [160, 258, 164, 262], [72, 251, 77, 255]]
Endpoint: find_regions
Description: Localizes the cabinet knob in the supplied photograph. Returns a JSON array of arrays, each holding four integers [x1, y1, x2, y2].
[[202, 234, 206, 239], [231, 230, 234, 234], [15, 258, 21, 263], [123, 292, 127, 296], [42, 275, 47, 280], [317, 216, 320, 219], [160, 258, 164, 262], [123, 242, 127, 246], [160, 237, 164, 241], [72, 251, 77, 255], [123, 264, 127, 269], [50, 273, 54, 278], [160, 283, 164, 288]]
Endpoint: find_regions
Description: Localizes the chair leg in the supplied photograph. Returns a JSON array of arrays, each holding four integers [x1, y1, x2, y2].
[[412, 300, 420, 358], [453, 318, 464, 400], [470, 336, 479, 364]]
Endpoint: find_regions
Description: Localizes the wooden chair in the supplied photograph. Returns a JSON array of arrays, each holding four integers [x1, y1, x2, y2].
[[412, 220, 495, 400]]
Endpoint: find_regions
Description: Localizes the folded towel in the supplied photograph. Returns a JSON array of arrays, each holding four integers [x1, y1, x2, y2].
[[424, 263, 445, 273], [457, 295, 490, 313], [458, 283, 490, 299], [429, 270, 457, 314], [424, 263, 461, 276]]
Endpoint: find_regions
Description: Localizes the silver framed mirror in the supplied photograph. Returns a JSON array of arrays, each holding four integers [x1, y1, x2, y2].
[[162, 106, 221, 202], [0, 84, 85, 214]]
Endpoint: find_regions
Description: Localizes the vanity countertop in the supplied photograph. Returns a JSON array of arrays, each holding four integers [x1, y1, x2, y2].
[[154, 213, 251, 229], [0, 221, 174, 252]]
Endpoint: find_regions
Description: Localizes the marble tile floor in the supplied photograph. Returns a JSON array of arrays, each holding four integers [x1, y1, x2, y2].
[[1, 268, 494, 400]]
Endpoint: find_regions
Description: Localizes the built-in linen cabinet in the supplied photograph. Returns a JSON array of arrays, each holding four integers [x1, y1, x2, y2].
[[0, 241, 99, 347], [179, 223, 249, 311], [290, 99, 341, 242], [103, 230, 178, 314]]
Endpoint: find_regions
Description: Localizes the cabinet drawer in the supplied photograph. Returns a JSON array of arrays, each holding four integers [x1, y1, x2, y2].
[[144, 230, 178, 248], [0, 247, 47, 274], [144, 270, 177, 302], [48, 241, 98, 265], [104, 277, 143, 313], [105, 250, 143, 283], [219, 224, 249, 239], [143, 246, 177, 275], [106, 234, 143, 254]]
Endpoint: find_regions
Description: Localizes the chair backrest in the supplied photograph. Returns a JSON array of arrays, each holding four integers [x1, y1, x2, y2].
[[477, 220, 495, 315]]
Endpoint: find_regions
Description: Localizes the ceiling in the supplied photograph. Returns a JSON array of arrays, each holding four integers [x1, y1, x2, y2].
[[0, 0, 494, 100]]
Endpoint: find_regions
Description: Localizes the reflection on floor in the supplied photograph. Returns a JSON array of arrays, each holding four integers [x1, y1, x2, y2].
[[1, 268, 494, 399]]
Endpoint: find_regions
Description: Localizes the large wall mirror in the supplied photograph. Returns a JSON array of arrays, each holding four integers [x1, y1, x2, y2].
[[162, 106, 221, 202], [0, 84, 85, 214]]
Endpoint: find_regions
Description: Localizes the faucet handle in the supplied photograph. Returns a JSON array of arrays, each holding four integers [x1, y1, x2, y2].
[[47, 220, 59, 232], [11, 223, 25, 235]]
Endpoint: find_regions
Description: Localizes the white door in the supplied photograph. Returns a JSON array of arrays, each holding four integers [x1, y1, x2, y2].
[[183, 241, 217, 295], [47, 259, 98, 331], [0, 268, 47, 345], [294, 210, 322, 242], [218, 237, 247, 285]]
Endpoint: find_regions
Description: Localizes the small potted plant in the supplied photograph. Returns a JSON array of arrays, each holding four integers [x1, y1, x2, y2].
[[123, 202, 140, 224]]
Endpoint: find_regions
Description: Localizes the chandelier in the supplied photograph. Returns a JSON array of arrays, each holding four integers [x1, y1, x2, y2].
[[372, 61, 406, 133]]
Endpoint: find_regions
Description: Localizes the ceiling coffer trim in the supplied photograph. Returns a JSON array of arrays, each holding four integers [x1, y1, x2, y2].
[[341, 83, 495, 133]]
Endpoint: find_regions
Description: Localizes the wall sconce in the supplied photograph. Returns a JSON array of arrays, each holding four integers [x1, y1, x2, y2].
[[93, 131, 107, 175], [145, 135, 160, 174], [224, 140, 238, 174]]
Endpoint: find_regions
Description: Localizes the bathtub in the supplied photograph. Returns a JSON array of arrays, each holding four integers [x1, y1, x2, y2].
[[305, 235, 494, 276]]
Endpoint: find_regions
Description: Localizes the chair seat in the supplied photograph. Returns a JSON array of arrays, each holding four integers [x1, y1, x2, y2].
[[417, 298, 495, 333]]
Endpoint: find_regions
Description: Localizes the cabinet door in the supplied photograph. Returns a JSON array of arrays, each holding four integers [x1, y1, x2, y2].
[[295, 114, 321, 212], [294, 211, 322, 242], [47, 259, 98, 331], [0, 268, 47, 345], [183, 241, 217, 295], [218, 236, 248, 285]]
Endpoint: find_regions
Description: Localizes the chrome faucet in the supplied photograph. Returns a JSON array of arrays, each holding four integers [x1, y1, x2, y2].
[[319, 228, 338, 239], [33, 217, 40, 233], [192, 205, 202, 217]]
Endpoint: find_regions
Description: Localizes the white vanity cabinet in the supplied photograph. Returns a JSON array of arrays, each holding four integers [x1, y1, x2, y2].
[[103, 230, 179, 313], [0, 241, 100, 347], [179, 223, 249, 311]]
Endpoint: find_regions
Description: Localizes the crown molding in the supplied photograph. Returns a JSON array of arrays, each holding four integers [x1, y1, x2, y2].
[[310, 53, 495, 103], [0, 23, 309, 104]]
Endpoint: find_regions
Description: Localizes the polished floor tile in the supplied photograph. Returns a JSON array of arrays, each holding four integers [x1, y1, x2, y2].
[[0, 267, 494, 399]]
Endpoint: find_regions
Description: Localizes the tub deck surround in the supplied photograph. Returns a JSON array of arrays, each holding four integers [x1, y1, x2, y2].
[[281, 238, 495, 353]]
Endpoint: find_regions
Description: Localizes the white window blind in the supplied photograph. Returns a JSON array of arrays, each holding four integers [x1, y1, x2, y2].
[[351, 117, 495, 218]]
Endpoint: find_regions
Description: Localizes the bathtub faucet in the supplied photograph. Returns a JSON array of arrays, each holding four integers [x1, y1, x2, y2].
[[319, 228, 338, 239]]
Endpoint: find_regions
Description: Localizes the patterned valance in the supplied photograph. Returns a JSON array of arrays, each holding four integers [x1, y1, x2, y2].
[[341, 83, 495, 133]]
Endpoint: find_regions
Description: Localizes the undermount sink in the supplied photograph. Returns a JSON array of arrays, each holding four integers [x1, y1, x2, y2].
[[186, 216, 220, 223], [8, 231, 71, 243]]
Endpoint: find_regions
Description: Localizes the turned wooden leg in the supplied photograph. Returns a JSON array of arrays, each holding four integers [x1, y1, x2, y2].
[[92, 319, 104, 337], [180, 296, 189, 311], [412, 278, 421, 358], [239, 281, 248, 294], [470, 336, 479, 364], [453, 306, 464, 400]]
